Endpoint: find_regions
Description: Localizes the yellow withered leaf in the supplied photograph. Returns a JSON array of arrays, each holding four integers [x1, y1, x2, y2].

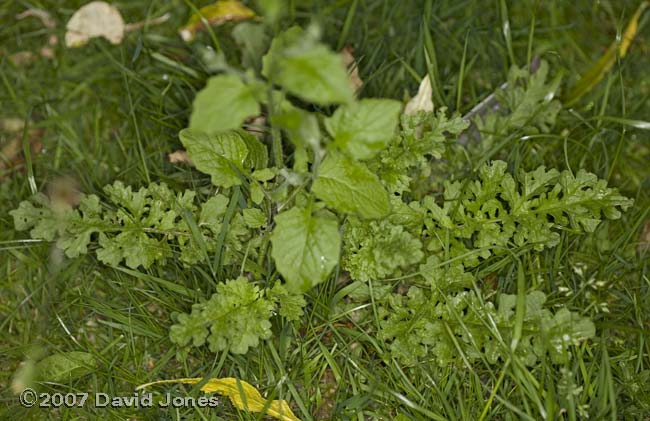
[[136, 377, 301, 421], [564, 1, 648, 106], [179, 0, 257, 42]]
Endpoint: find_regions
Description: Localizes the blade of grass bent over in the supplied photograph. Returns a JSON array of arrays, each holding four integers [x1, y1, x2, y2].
[[563, 2, 648, 106]]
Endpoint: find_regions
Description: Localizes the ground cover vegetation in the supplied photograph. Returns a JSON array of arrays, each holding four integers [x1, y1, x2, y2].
[[1, 1, 650, 419]]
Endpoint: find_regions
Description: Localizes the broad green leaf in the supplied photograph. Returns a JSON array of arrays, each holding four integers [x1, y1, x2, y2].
[[36, 352, 97, 383], [243, 208, 266, 228], [199, 194, 230, 232], [312, 152, 390, 218], [250, 182, 265, 204], [271, 207, 340, 293], [189, 74, 260, 135], [179, 129, 249, 187], [137, 377, 301, 421], [262, 27, 353, 105], [325, 99, 402, 159], [240, 132, 269, 171], [252, 168, 276, 181]]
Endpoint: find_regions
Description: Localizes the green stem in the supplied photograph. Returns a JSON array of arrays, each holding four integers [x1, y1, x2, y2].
[[266, 90, 283, 167]]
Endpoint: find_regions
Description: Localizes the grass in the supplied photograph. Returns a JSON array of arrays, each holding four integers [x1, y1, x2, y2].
[[1, 0, 650, 419]]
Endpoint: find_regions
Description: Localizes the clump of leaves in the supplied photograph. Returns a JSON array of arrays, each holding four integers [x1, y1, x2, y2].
[[473, 60, 562, 153], [11, 20, 633, 366], [169, 277, 304, 354], [377, 278, 596, 366], [10, 182, 259, 269]]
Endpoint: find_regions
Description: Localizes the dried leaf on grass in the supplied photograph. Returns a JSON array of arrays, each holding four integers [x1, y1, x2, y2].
[[65, 1, 170, 48], [16, 8, 55, 28], [404, 75, 433, 115], [15, 8, 58, 60], [168, 150, 193, 165], [244, 115, 267, 139], [1, 127, 44, 181], [136, 377, 301, 421], [340, 45, 363, 94], [65, 1, 125, 47], [7, 51, 37, 66], [1, 118, 26, 133], [179, 0, 257, 42]]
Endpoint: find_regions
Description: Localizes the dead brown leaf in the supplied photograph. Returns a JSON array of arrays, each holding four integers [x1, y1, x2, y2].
[[340, 45, 363, 95], [8, 51, 36, 66], [40, 47, 56, 59], [0, 128, 44, 181], [1, 118, 26, 133], [65, 1, 169, 48], [168, 150, 194, 165], [41, 34, 59, 59], [244, 115, 267, 139], [16, 8, 59, 60], [16, 8, 55, 28], [65, 1, 125, 47], [123, 13, 171, 33]]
